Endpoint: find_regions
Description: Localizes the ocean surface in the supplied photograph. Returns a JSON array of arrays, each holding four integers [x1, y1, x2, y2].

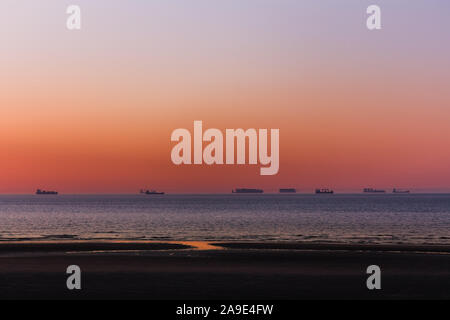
[[0, 194, 449, 245]]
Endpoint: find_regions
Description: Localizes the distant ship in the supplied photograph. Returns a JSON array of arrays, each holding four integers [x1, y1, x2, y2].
[[393, 188, 410, 194], [232, 188, 264, 194], [36, 189, 58, 195], [363, 188, 386, 193], [315, 188, 334, 194], [279, 188, 296, 193], [140, 189, 165, 195]]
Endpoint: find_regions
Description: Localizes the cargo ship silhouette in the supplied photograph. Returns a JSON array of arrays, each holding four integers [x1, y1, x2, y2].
[[279, 188, 296, 193], [36, 189, 58, 195], [315, 188, 334, 194], [393, 188, 410, 194], [363, 188, 386, 193], [232, 188, 264, 194], [140, 189, 165, 195]]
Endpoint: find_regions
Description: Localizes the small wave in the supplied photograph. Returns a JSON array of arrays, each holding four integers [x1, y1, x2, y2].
[[93, 231, 120, 234], [40, 234, 78, 240]]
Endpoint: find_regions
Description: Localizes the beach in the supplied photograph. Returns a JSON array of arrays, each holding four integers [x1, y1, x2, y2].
[[0, 241, 449, 300], [0, 195, 449, 299]]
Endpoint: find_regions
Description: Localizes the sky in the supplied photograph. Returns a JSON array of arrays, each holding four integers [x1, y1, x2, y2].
[[1, 0, 450, 193]]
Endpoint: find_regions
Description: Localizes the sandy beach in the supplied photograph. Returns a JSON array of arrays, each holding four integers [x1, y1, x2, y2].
[[0, 241, 449, 300]]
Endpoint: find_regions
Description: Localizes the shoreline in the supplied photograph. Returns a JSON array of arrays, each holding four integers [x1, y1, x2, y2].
[[0, 240, 449, 253]]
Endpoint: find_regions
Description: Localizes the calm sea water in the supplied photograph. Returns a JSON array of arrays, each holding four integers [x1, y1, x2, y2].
[[0, 194, 449, 245]]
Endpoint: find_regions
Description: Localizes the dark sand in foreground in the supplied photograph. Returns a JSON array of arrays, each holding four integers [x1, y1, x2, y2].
[[0, 242, 449, 299]]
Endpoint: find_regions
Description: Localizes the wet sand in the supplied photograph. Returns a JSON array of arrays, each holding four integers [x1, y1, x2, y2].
[[211, 242, 450, 253], [0, 241, 192, 253], [0, 241, 449, 299]]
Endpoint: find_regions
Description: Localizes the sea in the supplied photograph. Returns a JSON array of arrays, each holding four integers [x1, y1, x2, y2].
[[0, 194, 449, 245]]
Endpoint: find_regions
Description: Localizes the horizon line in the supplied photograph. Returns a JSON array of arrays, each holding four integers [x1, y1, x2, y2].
[[1, 191, 450, 196]]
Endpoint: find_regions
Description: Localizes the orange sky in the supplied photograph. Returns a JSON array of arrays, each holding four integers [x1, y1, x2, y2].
[[1, 1, 450, 193]]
